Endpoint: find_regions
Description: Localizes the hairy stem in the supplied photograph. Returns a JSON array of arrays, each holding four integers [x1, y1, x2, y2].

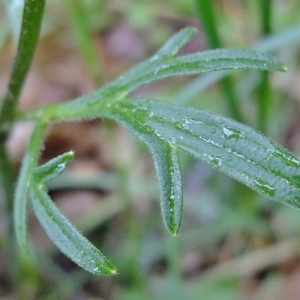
[[0, 0, 46, 292], [0, 143, 19, 291], [0, 0, 46, 140]]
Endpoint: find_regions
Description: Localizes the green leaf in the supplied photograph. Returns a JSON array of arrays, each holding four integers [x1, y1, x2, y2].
[[173, 23, 300, 105], [16, 28, 288, 239], [30, 182, 117, 275], [98, 98, 300, 211], [21, 30, 286, 122], [143, 138, 183, 235], [34, 151, 74, 184], [151, 144, 182, 236], [102, 27, 197, 97], [93, 107, 183, 234], [99, 48, 287, 106], [14, 122, 46, 253]]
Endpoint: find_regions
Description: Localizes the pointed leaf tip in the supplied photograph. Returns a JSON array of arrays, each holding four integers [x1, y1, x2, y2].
[[113, 98, 300, 210], [156, 27, 198, 58], [150, 144, 183, 236], [34, 151, 75, 184], [30, 183, 116, 275], [110, 269, 118, 275]]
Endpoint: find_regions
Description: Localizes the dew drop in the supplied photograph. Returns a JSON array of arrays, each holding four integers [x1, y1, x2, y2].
[[265, 149, 273, 161], [56, 163, 66, 173], [207, 155, 222, 167], [272, 148, 300, 168], [170, 137, 177, 146], [180, 118, 192, 130], [222, 126, 243, 140], [253, 179, 276, 197]]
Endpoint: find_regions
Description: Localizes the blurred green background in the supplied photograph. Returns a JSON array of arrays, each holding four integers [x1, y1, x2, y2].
[[1, 0, 300, 299]]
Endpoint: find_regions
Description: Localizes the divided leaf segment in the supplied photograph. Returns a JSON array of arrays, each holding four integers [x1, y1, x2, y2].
[[98, 98, 300, 210]]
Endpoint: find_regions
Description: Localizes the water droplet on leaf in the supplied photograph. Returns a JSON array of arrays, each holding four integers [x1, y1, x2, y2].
[[222, 126, 243, 140], [253, 179, 276, 197]]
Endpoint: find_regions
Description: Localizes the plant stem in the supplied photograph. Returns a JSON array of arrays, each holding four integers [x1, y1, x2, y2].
[[194, 0, 220, 48], [0, 144, 19, 292], [193, 0, 244, 122], [0, 0, 46, 293], [257, 0, 272, 133], [0, 0, 46, 140], [259, 0, 272, 35]]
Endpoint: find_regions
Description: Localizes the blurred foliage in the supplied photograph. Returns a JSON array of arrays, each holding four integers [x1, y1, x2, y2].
[[1, 0, 300, 299]]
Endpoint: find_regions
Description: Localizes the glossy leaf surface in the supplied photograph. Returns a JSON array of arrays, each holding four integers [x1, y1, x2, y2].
[[98, 98, 300, 211]]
